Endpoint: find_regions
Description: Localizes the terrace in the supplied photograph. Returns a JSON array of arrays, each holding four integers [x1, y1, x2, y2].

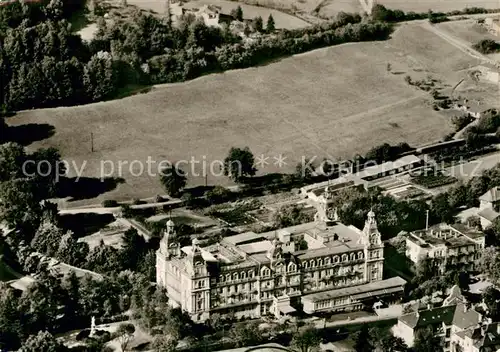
[[408, 223, 485, 251]]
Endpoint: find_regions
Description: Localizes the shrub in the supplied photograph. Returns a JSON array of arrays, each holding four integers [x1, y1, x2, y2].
[[451, 115, 474, 131], [102, 200, 118, 207], [473, 39, 500, 54], [206, 186, 233, 204], [429, 16, 449, 23]]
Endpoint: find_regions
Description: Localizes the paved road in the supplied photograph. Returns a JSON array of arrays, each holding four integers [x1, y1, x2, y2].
[[58, 199, 183, 215], [313, 307, 401, 329], [422, 20, 498, 66], [446, 148, 500, 181]]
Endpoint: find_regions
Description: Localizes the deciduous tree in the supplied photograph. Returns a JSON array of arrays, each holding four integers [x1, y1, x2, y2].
[[19, 331, 67, 352], [482, 286, 500, 321], [115, 323, 135, 352], [152, 334, 177, 352], [291, 325, 321, 352], [223, 146, 256, 182], [159, 164, 187, 198], [230, 321, 262, 347], [413, 327, 443, 352]]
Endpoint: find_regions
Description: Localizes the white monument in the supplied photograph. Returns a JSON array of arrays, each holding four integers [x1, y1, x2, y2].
[[90, 316, 96, 337]]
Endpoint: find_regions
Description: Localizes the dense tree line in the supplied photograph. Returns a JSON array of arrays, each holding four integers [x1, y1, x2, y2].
[[0, 269, 186, 351], [0, 0, 392, 111], [0, 142, 64, 234], [331, 187, 429, 237], [370, 4, 498, 23]]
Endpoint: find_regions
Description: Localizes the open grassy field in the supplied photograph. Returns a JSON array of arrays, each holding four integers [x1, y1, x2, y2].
[[215, 0, 500, 20], [436, 19, 499, 45], [9, 23, 477, 202], [375, 0, 500, 13], [128, 0, 310, 28]]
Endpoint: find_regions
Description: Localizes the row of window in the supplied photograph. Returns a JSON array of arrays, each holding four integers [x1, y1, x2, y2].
[[219, 270, 256, 282], [303, 252, 364, 269], [315, 296, 349, 309], [216, 251, 368, 283]]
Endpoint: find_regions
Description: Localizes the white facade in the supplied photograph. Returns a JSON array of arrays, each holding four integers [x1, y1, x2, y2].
[[405, 224, 485, 273], [156, 187, 405, 321]]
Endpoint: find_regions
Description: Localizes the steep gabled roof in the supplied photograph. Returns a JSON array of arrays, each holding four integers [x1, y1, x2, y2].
[[398, 303, 481, 330], [480, 187, 500, 203], [478, 207, 500, 222], [399, 305, 456, 329], [452, 304, 481, 330]]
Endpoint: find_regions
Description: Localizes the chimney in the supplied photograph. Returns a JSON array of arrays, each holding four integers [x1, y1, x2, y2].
[[427, 304, 432, 310]]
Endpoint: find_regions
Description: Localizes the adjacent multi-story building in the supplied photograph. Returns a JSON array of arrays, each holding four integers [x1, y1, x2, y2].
[[394, 285, 500, 352], [156, 186, 406, 321], [393, 286, 483, 352], [478, 186, 500, 228], [405, 223, 485, 273], [452, 321, 500, 352]]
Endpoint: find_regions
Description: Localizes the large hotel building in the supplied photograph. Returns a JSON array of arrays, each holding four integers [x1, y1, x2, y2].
[[156, 186, 406, 321]]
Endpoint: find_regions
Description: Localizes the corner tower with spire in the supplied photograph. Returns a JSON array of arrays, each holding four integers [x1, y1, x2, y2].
[[362, 209, 384, 282], [156, 218, 180, 286]]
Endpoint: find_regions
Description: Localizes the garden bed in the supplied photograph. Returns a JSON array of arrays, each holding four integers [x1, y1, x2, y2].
[[208, 208, 256, 227], [391, 186, 425, 199], [411, 172, 457, 189]]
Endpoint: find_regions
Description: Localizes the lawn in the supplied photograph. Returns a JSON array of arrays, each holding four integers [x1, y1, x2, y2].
[[8, 23, 471, 203]]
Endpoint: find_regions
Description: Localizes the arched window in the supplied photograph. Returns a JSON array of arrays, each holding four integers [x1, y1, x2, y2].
[[350, 253, 356, 261], [342, 254, 348, 262], [358, 252, 364, 259], [261, 266, 270, 277], [304, 261, 309, 269], [233, 272, 239, 280], [317, 259, 323, 267], [325, 257, 331, 265], [226, 274, 231, 282], [248, 270, 254, 278], [241, 271, 247, 279], [288, 263, 296, 272], [219, 275, 225, 282], [310, 259, 315, 268], [333, 256, 340, 263]]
